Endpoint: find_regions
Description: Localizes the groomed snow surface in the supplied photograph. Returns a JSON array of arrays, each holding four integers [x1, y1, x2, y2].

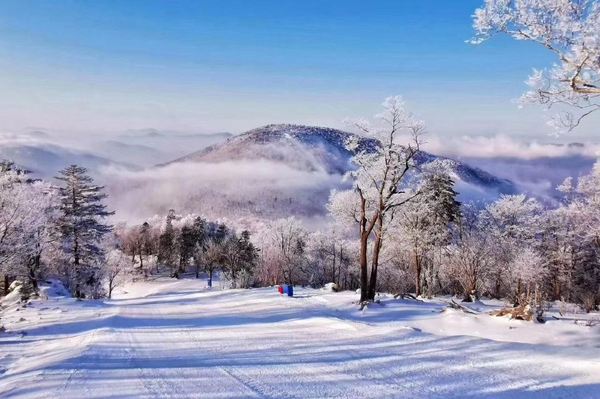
[[1, 279, 599, 398]]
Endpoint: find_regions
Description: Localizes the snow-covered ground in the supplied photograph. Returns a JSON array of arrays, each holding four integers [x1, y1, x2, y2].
[[1, 279, 599, 398]]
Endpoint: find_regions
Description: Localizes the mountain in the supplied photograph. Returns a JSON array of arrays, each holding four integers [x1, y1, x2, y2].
[[92, 140, 168, 167], [167, 124, 377, 174], [115, 124, 520, 226], [168, 124, 517, 196], [0, 143, 135, 179]]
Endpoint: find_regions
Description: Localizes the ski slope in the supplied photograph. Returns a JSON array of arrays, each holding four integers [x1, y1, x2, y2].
[[1, 278, 599, 398]]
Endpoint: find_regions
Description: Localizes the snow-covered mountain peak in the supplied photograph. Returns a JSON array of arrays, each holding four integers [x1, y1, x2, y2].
[[168, 123, 516, 196]]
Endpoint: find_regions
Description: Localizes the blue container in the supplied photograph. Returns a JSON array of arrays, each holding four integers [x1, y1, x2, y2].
[[287, 285, 293, 297]]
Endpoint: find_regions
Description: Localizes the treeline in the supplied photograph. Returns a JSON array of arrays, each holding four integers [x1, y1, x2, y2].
[[0, 161, 260, 299], [376, 187, 600, 312], [117, 211, 258, 288], [119, 214, 359, 291], [1, 150, 599, 313], [318, 96, 600, 313], [250, 169, 600, 313]]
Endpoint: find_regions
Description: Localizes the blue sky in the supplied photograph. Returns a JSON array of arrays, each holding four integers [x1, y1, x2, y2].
[[0, 0, 592, 138]]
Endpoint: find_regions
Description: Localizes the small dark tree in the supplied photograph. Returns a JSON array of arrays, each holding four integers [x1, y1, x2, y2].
[[221, 231, 258, 288], [178, 225, 195, 273], [214, 223, 228, 243], [190, 217, 207, 278], [158, 209, 178, 277], [239, 230, 259, 286]]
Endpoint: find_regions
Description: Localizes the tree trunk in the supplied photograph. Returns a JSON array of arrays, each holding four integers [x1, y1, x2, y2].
[[367, 230, 382, 301], [3, 274, 10, 296], [29, 256, 39, 293], [331, 243, 336, 284], [338, 247, 343, 287], [359, 232, 369, 303], [415, 251, 422, 297]]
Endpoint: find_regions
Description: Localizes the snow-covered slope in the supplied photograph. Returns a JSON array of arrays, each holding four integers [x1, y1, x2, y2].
[[0, 279, 599, 398]]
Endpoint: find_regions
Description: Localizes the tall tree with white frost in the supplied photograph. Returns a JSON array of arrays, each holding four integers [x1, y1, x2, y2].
[[480, 194, 543, 301], [104, 247, 128, 299], [55, 165, 113, 298], [267, 217, 308, 286], [328, 96, 423, 303], [472, 0, 600, 131], [552, 161, 600, 309], [0, 162, 57, 295], [443, 205, 493, 302]]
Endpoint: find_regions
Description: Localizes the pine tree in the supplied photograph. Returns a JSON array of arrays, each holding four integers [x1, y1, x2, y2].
[[420, 167, 461, 296], [239, 230, 258, 282], [178, 225, 195, 273], [55, 165, 113, 298], [158, 209, 178, 277]]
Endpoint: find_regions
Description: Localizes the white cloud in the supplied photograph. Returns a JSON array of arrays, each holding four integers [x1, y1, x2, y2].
[[422, 134, 600, 160]]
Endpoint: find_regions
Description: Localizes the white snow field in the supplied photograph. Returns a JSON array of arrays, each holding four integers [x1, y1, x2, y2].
[[1, 279, 600, 399]]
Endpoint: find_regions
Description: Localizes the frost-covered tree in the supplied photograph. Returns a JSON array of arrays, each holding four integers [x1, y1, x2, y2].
[[329, 96, 424, 302], [442, 206, 493, 301], [511, 247, 547, 306], [472, 0, 600, 131], [139, 222, 155, 263], [204, 230, 257, 288], [0, 163, 57, 295], [306, 229, 355, 289], [55, 165, 113, 298], [539, 206, 577, 301], [479, 194, 543, 299], [265, 217, 308, 286], [104, 247, 128, 299], [550, 162, 600, 310]]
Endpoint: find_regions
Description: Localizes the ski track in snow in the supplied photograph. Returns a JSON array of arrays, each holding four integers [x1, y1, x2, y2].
[[1, 279, 600, 398]]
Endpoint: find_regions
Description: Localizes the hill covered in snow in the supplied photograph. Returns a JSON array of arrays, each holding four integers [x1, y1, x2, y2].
[[165, 123, 518, 201], [98, 124, 520, 227]]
